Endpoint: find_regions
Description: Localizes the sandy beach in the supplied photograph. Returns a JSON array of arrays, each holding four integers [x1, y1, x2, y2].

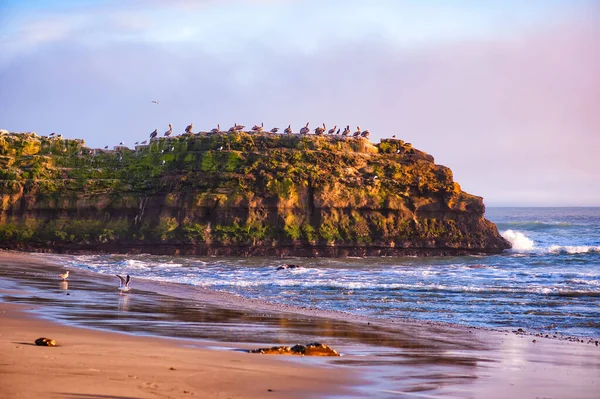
[[1, 251, 599, 398]]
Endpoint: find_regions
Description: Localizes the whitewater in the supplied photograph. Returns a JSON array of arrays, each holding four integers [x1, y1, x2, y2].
[[64, 207, 600, 338]]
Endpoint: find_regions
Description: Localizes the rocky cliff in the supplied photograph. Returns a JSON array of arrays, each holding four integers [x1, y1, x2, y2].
[[0, 131, 510, 256]]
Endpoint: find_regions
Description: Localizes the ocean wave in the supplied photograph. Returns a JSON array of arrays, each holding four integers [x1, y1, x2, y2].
[[547, 245, 600, 254], [502, 230, 536, 251]]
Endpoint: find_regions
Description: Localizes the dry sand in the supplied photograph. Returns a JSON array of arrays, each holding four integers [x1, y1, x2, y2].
[[0, 302, 352, 399]]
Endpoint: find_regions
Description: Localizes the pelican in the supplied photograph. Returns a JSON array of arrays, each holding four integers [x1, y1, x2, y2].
[[119, 141, 125, 145], [270, 127, 279, 133], [60, 271, 69, 281], [235, 124, 245, 131], [150, 129, 158, 139], [252, 122, 264, 132], [342, 125, 350, 137], [352, 126, 361, 137], [135, 141, 139, 145], [211, 124, 221, 133], [141, 140, 147, 144], [328, 125, 337, 135], [49, 132, 56, 137], [116, 274, 131, 292], [185, 123, 193, 134], [392, 135, 396, 138], [336, 128, 341, 135], [229, 123, 238, 132], [361, 130, 370, 138], [164, 124, 173, 137], [314, 123, 326, 135], [300, 122, 310, 134], [104, 145, 109, 149], [284, 125, 292, 134]]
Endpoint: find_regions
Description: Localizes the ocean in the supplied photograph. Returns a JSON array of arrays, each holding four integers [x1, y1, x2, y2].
[[61, 207, 600, 339]]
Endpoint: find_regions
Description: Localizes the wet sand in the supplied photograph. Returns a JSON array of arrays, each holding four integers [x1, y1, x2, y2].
[[1, 251, 599, 398]]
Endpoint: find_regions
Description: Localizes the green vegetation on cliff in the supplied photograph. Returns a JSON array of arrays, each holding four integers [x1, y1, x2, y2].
[[0, 131, 510, 255]]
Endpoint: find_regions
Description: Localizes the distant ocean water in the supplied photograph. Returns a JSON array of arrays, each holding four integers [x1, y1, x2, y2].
[[66, 207, 600, 338]]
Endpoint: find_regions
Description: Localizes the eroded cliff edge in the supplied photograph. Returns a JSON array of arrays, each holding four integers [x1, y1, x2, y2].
[[0, 131, 510, 256]]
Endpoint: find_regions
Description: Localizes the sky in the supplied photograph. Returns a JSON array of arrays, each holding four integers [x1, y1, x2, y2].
[[0, 0, 598, 206]]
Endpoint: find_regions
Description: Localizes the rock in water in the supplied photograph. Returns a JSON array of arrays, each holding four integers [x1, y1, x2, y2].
[[35, 337, 57, 346], [250, 342, 340, 356], [0, 133, 510, 256]]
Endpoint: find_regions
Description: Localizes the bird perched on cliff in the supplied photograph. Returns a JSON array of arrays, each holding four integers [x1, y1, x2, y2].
[[150, 129, 158, 139], [119, 141, 125, 145], [235, 124, 245, 131], [60, 271, 69, 281], [336, 128, 341, 135], [328, 125, 337, 135], [300, 122, 310, 134], [104, 145, 109, 149], [49, 132, 56, 137], [284, 125, 292, 134], [270, 127, 279, 133], [184, 123, 194, 134], [252, 122, 264, 132], [163, 124, 173, 137], [116, 274, 131, 292], [211, 124, 221, 133], [141, 140, 147, 144], [228, 123, 238, 132], [361, 130, 370, 138], [342, 125, 350, 137], [314, 123, 326, 135], [392, 135, 396, 138], [352, 126, 361, 137]]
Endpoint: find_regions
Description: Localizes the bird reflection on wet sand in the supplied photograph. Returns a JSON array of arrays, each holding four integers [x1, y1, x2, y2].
[[118, 292, 130, 312], [60, 281, 68, 291]]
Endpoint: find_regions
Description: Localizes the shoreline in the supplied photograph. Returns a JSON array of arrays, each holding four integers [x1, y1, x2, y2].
[[1, 250, 599, 398], [0, 242, 508, 257]]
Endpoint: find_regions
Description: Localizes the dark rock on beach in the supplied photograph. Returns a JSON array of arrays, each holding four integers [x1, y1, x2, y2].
[[35, 337, 57, 346], [250, 342, 340, 356], [0, 132, 510, 256]]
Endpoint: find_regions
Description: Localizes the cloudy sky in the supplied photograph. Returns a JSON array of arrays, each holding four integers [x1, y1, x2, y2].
[[0, 0, 598, 206]]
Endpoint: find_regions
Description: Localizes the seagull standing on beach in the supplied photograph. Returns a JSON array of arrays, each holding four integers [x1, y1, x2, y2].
[[60, 271, 69, 281], [117, 274, 132, 291]]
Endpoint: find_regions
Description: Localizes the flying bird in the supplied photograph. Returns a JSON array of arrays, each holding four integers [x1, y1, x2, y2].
[[117, 274, 131, 291], [151, 100, 159, 104], [60, 271, 69, 281]]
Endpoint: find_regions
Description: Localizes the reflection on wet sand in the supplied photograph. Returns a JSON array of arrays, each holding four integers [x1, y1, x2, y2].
[[1, 257, 598, 398], [118, 292, 130, 312], [60, 281, 68, 291]]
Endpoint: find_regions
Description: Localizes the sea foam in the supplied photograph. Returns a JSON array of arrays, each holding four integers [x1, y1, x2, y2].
[[502, 229, 535, 251]]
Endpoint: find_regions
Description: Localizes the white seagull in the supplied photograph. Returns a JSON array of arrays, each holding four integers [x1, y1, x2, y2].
[[116, 274, 132, 291]]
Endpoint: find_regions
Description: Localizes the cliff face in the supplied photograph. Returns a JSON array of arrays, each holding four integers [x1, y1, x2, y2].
[[0, 131, 510, 256]]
